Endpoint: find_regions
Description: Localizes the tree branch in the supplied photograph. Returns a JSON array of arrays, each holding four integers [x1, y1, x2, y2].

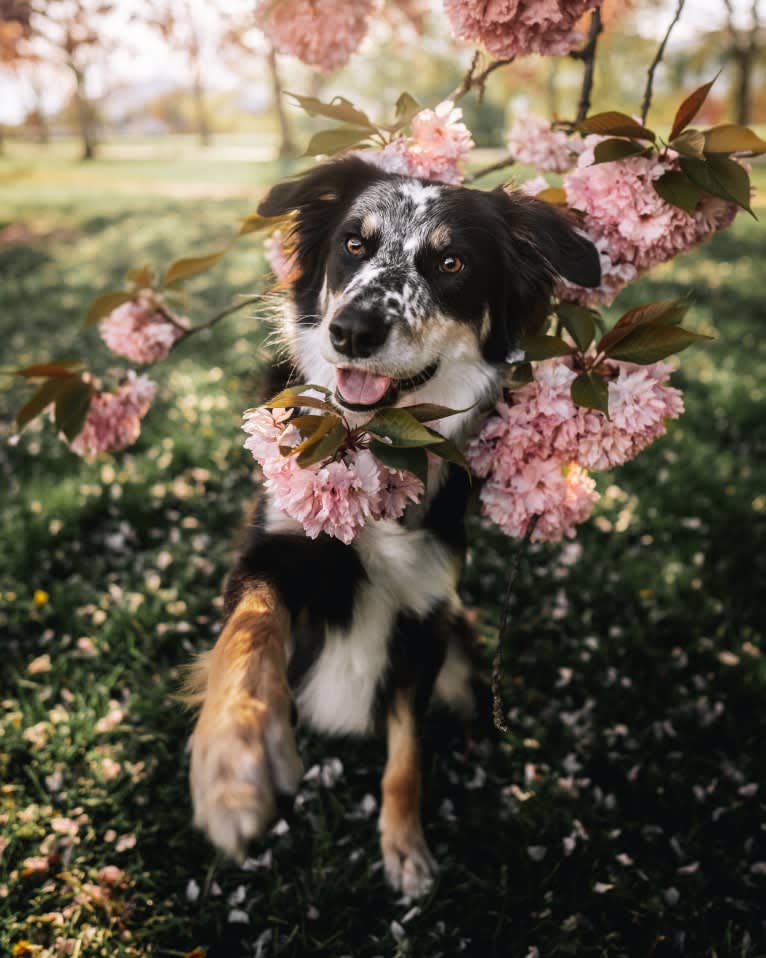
[[464, 154, 517, 184], [574, 8, 603, 125], [171, 295, 264, 350], [450, 50, 515, 104], [640, 0, 686, 125], [491, 514, 539, 733]]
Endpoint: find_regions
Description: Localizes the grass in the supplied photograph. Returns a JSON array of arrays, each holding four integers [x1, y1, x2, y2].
[[1, 141, 765, 958]]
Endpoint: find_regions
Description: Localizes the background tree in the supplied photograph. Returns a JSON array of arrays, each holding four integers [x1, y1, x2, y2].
[[723, 0, 763, 125], [142, 0, 213, 147]]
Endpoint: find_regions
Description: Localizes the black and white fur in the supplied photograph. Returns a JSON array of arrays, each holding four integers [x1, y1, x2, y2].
[[190, 157, 600, 896]]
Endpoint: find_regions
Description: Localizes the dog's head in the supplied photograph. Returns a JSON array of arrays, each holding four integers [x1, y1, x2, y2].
[[259, 157, 600, 420]]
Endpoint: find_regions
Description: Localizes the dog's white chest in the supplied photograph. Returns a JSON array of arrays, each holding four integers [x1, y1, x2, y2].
[[294, 522, 456, 735]]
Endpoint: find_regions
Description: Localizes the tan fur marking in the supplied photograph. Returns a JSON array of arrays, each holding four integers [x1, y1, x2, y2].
[[379, 690, 436, 896], [360, 212, 380, 238], [429, 224, 452, 250], [189, 583, 303, 860]]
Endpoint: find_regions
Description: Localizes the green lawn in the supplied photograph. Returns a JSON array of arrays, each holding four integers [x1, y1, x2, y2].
[[1, 142, 765, 958]]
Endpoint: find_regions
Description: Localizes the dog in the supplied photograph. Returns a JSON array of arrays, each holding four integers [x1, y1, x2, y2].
[[187, 156, 600, 897]]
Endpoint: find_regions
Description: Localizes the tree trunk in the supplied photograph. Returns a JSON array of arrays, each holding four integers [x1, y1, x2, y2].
[[734, 47, 754, 126], [192, 66, 211, 147], [267, 47, 297, 159], [71, 62, 96, 160]]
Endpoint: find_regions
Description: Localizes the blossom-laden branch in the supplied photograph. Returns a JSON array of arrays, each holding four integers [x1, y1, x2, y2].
[[641, 0, 687, 125]]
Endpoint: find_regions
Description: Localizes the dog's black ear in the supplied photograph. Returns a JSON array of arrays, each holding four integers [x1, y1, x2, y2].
[[481, 187, 601, 362], [257, 158, 386, 316]]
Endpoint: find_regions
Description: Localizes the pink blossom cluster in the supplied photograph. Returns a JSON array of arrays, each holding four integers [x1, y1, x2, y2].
[[242, 408, 424, 544], [466, 357, 684, 541], [507, 114, 579, 173], [444, 0, 602, 59], [100, 293, 189, 364], [254, 0, 374, 73], [365, 100, 475, 185], [563, 145, 738, 304], [69, 372, 157, 458], [264, 229, 298, 282]]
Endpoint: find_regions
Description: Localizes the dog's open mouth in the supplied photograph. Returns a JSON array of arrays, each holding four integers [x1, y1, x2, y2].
[[335, 363, 439, 411]]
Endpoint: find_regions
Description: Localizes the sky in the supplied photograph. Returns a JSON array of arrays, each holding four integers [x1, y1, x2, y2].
[[0, 0, 758, 125]]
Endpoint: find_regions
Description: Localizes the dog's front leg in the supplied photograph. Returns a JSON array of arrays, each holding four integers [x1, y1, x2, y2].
[[189, 582, 303, 861], [379, 689, 437, 897]]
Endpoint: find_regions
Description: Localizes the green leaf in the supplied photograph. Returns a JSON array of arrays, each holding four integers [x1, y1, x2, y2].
[[423, 433, 470, 473], [163, 249, 228, 287], [507, 361, 533, 389], [571, 372, 609, 417], [364, 408, 445, 447], [520, 334, 575, 361], [16, 378, 70, 431], [597, 299, 690, 354], [653, 170, 703, 214], [286, 413, 341, 456], [84, 291, 132, 328], [556, 304, 596, 351], [286, 93, 377, 131], [263, 385, 337, 414], [398, 403, 469, 423], [703, 124, 766, 156], [296, 420, 347, 467], [126, 264, 154, 288], [592, 138, 647, 164], [606, 325, 712, 364], [303, 127, 372, 157], [387, 91, 421, 132], [669, 78, 717, 141], [668, 128, 706, 159], [53, 378, 93, 441], [15, 360, 83, 378], [680, 155, 754, 215], [578, 111, 655, 142], [369, 441, 429, 486]]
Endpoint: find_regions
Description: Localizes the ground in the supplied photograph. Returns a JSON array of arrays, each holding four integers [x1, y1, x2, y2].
[[0, 139, 765, 957]]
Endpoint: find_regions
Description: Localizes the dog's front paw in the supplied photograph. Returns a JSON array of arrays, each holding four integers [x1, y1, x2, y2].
[[190, 697, 303, 861], [381, 825, 438, 898]]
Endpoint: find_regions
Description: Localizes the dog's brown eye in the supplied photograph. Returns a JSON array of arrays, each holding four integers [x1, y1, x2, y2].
[[345, 234, 365, 257], [439, 254, 464, 274]]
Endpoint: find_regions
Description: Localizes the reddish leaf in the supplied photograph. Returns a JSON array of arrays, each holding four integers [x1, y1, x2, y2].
[[606, 325, 712, 364], [597, 300, 689, 354], [578, 111, 655, 142], [16, 378, 70, 431], [53, 378, 93, 441], [15, 361, 82, 379], [520, 334, 575, 360], [669, 78, 717, 141]]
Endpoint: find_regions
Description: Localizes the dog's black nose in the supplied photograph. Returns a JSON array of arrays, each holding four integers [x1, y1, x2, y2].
[[329, 307, 389, 359]]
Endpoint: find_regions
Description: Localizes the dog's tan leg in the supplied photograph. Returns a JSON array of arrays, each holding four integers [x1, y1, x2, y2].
[[189, 582, 303, 861], [379, 690, 437, 897]]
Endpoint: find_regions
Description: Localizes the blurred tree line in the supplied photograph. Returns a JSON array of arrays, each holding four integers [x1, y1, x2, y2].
[[0, 0, 763, 161]]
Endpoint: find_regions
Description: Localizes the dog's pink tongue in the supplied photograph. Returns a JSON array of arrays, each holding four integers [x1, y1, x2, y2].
[[336, 368, 392, 406]]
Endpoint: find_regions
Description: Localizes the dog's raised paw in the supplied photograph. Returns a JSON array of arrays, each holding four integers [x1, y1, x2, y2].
[[381, 828, 438, 898], [190, 708, 303, 861]]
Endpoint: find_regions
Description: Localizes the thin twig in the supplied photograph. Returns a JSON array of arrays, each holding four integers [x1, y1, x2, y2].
[[574, 9, 603, 125], [491, 515, 539, 733], [172, 295, 264, 348], [640, 0, 686, 125], [464, 154, 517, 184], [450, 51, 515, 104]]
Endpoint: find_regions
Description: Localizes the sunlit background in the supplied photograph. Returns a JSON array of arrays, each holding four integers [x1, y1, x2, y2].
[[1, 0, 764, 162]]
